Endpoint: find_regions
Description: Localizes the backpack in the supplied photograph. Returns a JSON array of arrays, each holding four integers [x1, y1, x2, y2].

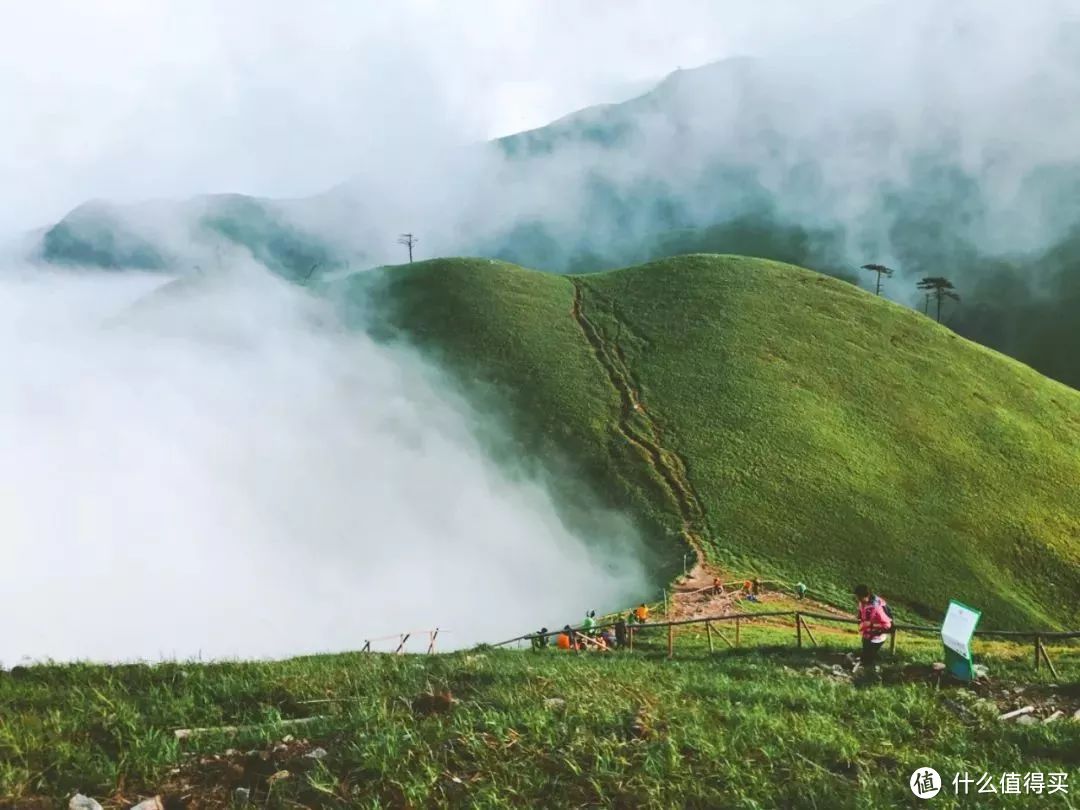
[[881, 600, 894, 621]]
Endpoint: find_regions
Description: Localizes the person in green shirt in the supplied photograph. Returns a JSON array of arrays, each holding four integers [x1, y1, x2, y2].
[[795, 582, 807, 600], [582, 610, 597, 635]]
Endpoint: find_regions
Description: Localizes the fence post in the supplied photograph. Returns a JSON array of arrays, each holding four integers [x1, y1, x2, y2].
[[706, 621, 715, 654], [629, 625, 634, 651], [663, 589, 669, 616], [1038, 638, 1060, 680], [735, 617, 741, 648], [667, 623, 674, 659], [800, 616, 818, 647], [796, 611, 802, 649], [1034, 634, 1041, 671], [889, 627, 897, 655]]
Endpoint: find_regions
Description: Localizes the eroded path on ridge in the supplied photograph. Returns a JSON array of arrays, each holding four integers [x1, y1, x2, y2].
[[570, 279, 712, 592]]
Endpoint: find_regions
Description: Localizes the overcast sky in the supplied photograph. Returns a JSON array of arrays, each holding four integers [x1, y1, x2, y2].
[[0, 0, 896, 235]]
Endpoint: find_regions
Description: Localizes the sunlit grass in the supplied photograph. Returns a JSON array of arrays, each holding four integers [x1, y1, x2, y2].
[[1, 632, 1076, 807]]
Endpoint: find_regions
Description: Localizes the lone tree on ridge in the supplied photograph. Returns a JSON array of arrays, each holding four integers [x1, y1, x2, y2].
[[397, 233, 418, 263], [861, 263, 895, 296]]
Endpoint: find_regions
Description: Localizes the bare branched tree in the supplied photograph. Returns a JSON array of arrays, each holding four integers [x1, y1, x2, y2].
[[397, 233, 418, 263]]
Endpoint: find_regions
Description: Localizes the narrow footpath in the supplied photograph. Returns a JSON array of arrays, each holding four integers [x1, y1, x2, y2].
[[569, 279, 714, 602]]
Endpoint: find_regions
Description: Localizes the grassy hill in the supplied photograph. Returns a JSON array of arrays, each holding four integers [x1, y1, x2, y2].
[[3, 627, 1078, 808], [345, 254, 1080, 630]]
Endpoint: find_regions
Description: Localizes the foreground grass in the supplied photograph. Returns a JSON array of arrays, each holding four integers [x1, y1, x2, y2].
[[3, 628, 1077, 808], [350, 255, 1080, 629]]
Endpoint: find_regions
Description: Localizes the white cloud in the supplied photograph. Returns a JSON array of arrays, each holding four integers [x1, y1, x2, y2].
[[0, 0, 888, 234], [0, 263, 647, 662]]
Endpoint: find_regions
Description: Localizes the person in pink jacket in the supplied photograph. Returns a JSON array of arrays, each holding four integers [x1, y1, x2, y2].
[[854, 584, 893, 673]]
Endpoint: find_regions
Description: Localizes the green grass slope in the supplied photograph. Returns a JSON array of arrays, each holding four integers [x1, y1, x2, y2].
[[353, 254, 1080, 630], [3, 636, 1078, 808]]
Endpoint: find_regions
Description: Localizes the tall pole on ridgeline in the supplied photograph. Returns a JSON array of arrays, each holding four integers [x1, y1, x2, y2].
[[397, 233, 418, 263]]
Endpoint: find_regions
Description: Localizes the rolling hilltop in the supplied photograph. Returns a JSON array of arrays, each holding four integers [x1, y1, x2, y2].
[[27, 57, 1080, 390], [350, 254, 1080, 630]]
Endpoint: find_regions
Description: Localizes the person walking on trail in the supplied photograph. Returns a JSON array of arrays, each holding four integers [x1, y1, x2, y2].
[[795, 582, 807, 600], [582, 610, 597, 635], [712, 577, 724, 596], [615, 617, 628, 648], [742, 580, 758, 603], [853, 584, 893, 674], [531, 628, 549, 651], [635, 603, 649, 623]]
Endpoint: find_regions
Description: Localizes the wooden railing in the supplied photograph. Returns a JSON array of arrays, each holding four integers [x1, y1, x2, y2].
[[492, 609, 1079, 674], [361, 628, 443, 654]]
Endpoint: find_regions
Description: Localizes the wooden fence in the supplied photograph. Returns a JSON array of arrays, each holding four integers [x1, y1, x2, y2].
[[493, 609, 1080, 674], [361, 628, 443, 655]]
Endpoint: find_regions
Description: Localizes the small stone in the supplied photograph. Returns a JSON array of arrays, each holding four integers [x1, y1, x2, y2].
[[998, 705, 1035, 721], [304, 747, 329, 760], [1043, 711, 1065, 724], [268, 770, 290, 784], [234, 787, 251, 804], [1016, 715, 1039, 726], [282, 734, 295, 743], [129, 798, 163, 810], [1073, 709, 1080, 721], [69, 795, 103, 810], [932, 662, 946, 672]]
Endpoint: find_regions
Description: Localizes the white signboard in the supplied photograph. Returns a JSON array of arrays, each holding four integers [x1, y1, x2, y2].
[[941, 600, 981, 659]]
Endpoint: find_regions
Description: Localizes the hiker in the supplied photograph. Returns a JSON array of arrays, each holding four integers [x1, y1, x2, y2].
[[752, 577, 761, 596], [742, 580, 758, 603], [635, 603, 649, 623], [556, 625, 574, 651], [854, 584, 893, 673], [712, 577, 724, 596], [582, 610, 597, 635], [600, 628, 616, 649], [614, 617, 627, 648], [795, 582, 807, 600], [531, 627, 550, 651]]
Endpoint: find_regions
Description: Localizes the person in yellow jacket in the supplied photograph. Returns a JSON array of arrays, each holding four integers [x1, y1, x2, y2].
[[634, 603, 649, 623]]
